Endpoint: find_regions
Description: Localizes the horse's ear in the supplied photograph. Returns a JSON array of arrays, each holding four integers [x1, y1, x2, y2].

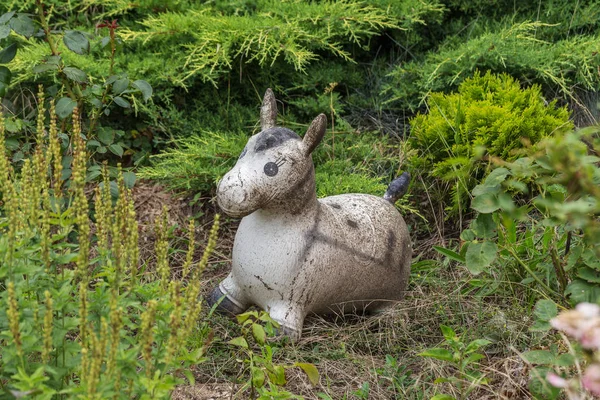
[[260, 88, 277, 130], [302, 114, 327, 156]]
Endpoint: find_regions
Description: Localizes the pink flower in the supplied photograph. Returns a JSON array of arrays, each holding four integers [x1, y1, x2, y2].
[[583, 364, 600, 395], [547, 372, 568, 388], [550, 303, 600, 350]]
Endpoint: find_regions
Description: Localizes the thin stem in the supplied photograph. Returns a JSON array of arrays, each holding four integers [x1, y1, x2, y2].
[[36, 0, 78, 101], [506, 246, 561, 298], [550, 246, 567, 294]]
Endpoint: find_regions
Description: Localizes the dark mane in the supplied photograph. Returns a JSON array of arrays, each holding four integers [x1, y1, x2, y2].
[[254, 127, 300, 153]]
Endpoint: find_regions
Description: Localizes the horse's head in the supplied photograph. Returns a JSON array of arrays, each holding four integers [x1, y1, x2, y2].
[[217, 89, 326, 218]]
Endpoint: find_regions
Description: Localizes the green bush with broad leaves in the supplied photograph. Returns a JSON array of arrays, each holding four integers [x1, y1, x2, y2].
[[0, 6, 153, 170], [408, 71, 572, 216], [435, 126, 600, 304]]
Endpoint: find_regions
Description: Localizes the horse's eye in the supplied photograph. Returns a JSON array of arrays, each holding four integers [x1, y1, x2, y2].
[[239, 146, 247, 159], [263, 162, 278, 177]]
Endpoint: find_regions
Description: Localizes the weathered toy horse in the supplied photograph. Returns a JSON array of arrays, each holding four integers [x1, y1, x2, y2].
[[209, 89, 412, 340]]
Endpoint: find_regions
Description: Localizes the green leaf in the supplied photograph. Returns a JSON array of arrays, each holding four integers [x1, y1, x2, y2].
[[123, 171, 136, 188], [63, 30, 90, 55], [63, 67, 87, 83], [471, 192, 499, 213], [183, 370, 195, 386], [270, 365, 286, 386], [460, 229, 475, 241], [471, 213, 497, 239], [108, 144, 124, 157], [0, 11, 15, 25], [251, 367, 265, 388], [461, 353, 485, 368], [431, 394, 456, 400], [227, 336, 248, 349], [529, 320, 551, 332], [0, 81, 7, 97], [465, 339, 491, 353], [55, 97, 77, 119], [583, 249, 600, 270], [433, 246, 465, 263], [565, 279, 600, 304], [98, 128, 114, 145], [86, 169, 102, 182], [252, 323, 266, 345], [0, 42, 17, 64], [529, 366, 561, 399], [33, 63, 59, 73], [533, 300, 557, 322], [9, 14, 35, 38], [521, 350, 554, 365], [113, 96, 130, 108], [440, 325, 456, 341], [419, 348, 454, 362], [483, 167, 510, 187], [0, 66, 10, 84], [295, 362, 320, 386], [112, 78, 129, 95], [0, 25, 10, 40], [133, 79, 153, 101], [465, 241, 497, 275], [554, 353, 574, 367]]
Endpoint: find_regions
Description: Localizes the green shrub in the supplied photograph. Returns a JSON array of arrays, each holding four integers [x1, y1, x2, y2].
[[435, 126, 600, 304], [386, 21, 600, 111], [408, 71, 572, 215], [138, 131, 249, 193]]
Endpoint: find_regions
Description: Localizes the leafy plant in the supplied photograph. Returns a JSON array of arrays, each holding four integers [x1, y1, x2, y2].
[[409, 70, 572, 216], [0, 99, 219, 398], [225, 310, 319, 399], [1, 3, 153, 171], [520, 302, 600, 399], [419, 325, 491, 400], [435, 126, 600, 303]]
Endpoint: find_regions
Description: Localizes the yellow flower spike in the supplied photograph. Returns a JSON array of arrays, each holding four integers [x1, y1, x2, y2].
[[164, 282, 183, 365], [140, 300, 158, 379], [182, 215, 219, 340], [81, 347, 89, 382], [107, 304, 122, 378], [79, 282, 88, 344], [5, 181, 20, 264], [0, 113, 8, 196], [48, 100, 62, 201], [181, 219, 195, 281], [155, 206, 170, 293], [6, 282, 23, 360], [195, 214, 220, 279], [42, 291, 54, 363], [71, 107, 91, 281], [86, 325, 101, 398], [126, 194, 139, 285], [36, 85, 46, 143]]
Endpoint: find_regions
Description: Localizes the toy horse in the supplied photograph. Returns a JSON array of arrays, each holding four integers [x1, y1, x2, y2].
[[209, 89, 412, 340]]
